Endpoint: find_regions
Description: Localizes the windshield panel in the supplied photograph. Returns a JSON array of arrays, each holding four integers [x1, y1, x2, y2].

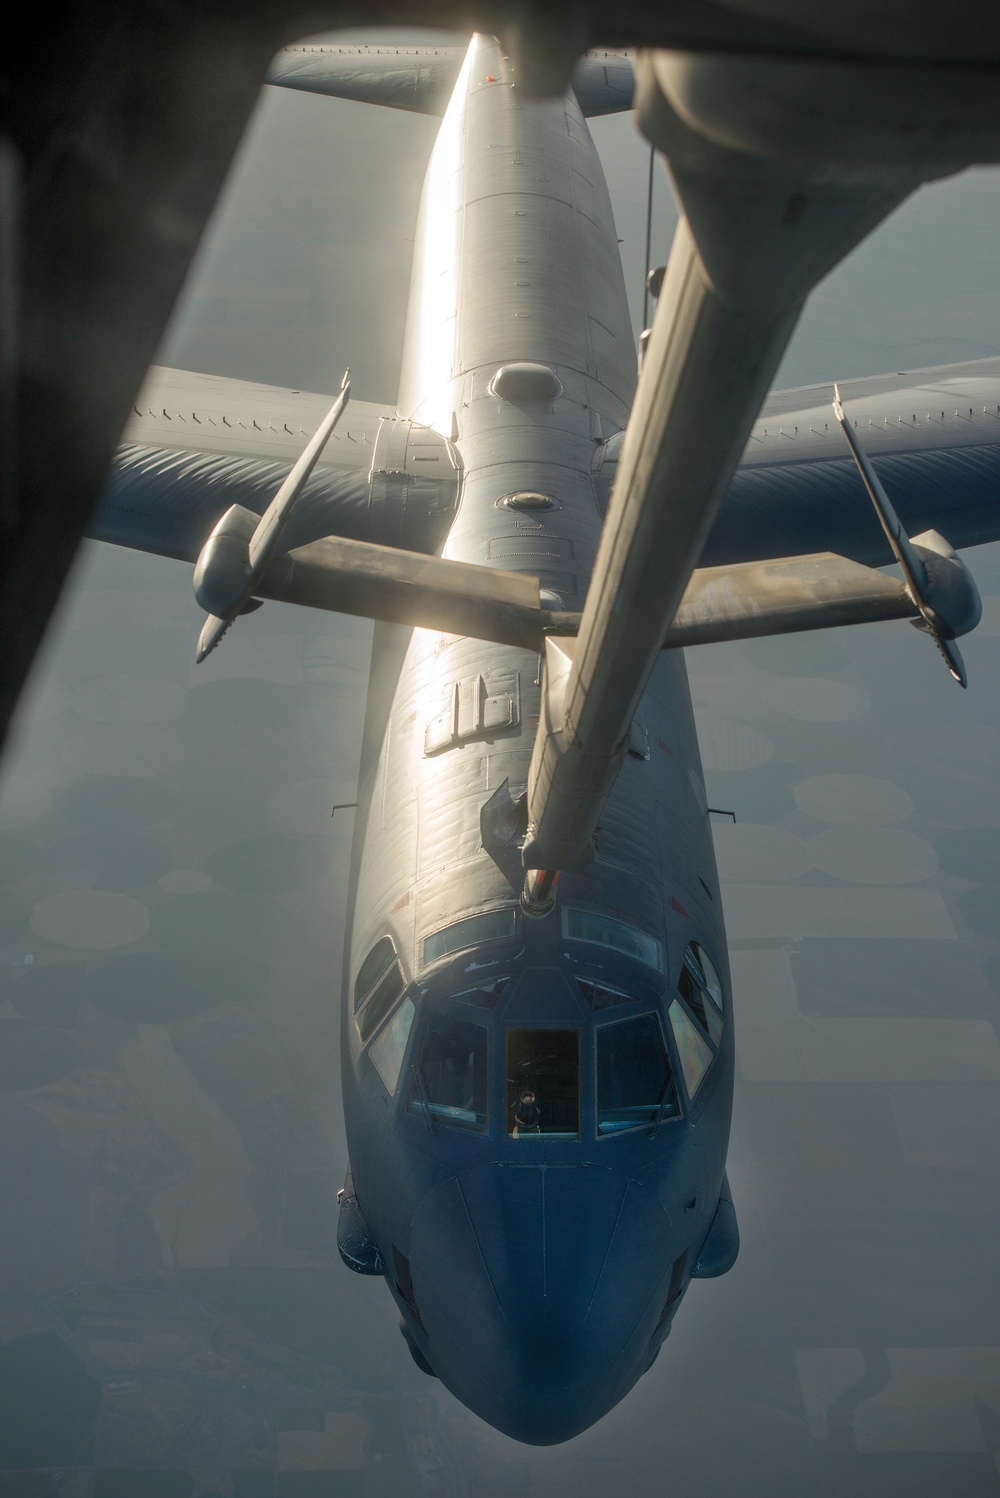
[[679, 942, 724, 1046], [507, 1029, 580, 1137], [423, 907, 516, 966], [668, 998, 714, 1098], [596, 1014, 677, 1133], [354, 936, 396, 1012], [452, 977, 509, 1009], [562, 908, 663, 972], [369, 996, 416, 1094], [358, 959, 405, 1043], [578, 979, 635, 1011], [408, 1015, 489, 1130], [687, 942, 723, 1010]]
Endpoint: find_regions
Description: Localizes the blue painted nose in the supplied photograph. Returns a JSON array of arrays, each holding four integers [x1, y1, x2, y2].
[[406, 1162, 678, 1444]]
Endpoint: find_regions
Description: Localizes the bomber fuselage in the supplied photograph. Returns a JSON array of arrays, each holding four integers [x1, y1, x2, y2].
[[341, 35, 735, 1445]]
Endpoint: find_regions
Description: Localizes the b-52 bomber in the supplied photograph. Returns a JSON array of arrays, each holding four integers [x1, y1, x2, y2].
[[91, 33, 1000, 1444]]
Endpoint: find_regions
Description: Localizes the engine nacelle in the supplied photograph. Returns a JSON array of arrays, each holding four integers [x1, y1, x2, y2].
[[192, 504, 258, 622], [911, 529, 983, 640]]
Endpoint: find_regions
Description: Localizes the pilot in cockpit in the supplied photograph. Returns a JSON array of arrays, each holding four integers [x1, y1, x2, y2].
[[512, 1088, 541, 1137]]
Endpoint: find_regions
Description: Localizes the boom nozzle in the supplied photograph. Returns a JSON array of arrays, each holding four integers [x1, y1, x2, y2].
[[520, 868, 559, 919]]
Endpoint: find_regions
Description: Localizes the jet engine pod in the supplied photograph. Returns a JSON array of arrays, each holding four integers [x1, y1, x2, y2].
[[192, 504, 258, 622], [910, 529, 983, 640], [490, 362, 562, 402]]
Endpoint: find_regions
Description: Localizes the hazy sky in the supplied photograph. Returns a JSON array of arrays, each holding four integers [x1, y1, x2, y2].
[[2, 32, 999, 1498]]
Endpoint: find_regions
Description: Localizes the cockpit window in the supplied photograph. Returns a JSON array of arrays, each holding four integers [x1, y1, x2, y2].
[[678, 941, 724, 1046], [596, 1014, 677, 1133], [506, 1030, 580, 1137], [452, 977, 508, 1009], [578, 980, 634, 1010], [688, 942, 723, 1008], [562, 908, 663, 972], [668, 998, 714, 1099], [357, 959, 405, 1043], [423, 907, 516, 966], [408, 1015, 488, 1130], [354, 937, 396, 1012], [369, 996, 416, 1094]]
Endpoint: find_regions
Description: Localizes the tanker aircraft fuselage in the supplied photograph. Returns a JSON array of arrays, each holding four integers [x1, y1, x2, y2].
[[341, 35, 735, 1444]]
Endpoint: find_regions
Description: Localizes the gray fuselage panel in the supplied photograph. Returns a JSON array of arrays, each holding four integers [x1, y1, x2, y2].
[[342, 37, 734, 1446]]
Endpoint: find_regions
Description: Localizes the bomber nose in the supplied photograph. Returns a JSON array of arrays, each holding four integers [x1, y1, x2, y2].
[[406, 1162, 676, 1444]]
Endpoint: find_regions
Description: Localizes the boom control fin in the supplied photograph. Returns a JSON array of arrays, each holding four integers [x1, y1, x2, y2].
[[192, 369, 351, 662], [832, 384, 981, 686]]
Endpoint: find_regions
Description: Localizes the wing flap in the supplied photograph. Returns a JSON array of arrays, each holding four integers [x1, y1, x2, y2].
[[243, 539, 931, 655], [258, 533, 545, 650], [664, 550, 915, 647]]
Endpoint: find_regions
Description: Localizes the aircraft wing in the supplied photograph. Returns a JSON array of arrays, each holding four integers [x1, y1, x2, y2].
[[592, 357, 1000, 569], [267, 45, 634, 118], [96, 356, 1000, 622], [721, 356, 1000, 566], [90, 365, 461, 564], [169, 358, 986, 676]]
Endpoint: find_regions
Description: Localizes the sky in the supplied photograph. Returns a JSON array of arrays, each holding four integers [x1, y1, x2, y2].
[[1, 30, 999, 1498]]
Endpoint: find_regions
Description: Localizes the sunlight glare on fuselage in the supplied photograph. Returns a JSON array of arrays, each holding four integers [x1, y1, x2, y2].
[[398, 38, 476, 434]]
